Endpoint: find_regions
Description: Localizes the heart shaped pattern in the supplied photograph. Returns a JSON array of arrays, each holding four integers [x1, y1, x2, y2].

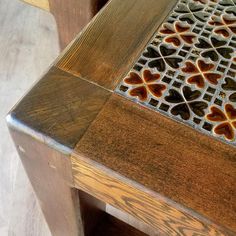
[[196, 37, 233, 61], [207, 107, 227, 122], [214, 122, 234, 140]]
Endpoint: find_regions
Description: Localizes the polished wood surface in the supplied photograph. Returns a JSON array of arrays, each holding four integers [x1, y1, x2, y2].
[[56, 0, 177, 89], [7, 0, 236, 235], [10, 67, 110, 149], [74, 94, 236, 233]]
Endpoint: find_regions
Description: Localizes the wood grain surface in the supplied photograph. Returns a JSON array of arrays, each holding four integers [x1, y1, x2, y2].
[[7, 0, 236, 234], [74, 94, 236, 234], [71, 154, 233, 236], [56, 0, 177, 90], [94, 214, 148, 236], [8, 128, 84, 236], [10, 66, 110, 149], [22, 0, 50, 11], [79, 190, 152, 235]]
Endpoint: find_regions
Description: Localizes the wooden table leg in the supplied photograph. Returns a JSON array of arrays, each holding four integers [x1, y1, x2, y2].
[[21, 0, 109, 49], [8, 127, 84, 236]]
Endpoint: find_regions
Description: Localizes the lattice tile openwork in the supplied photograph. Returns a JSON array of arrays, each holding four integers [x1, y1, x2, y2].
[[116, 0, 236, 145]]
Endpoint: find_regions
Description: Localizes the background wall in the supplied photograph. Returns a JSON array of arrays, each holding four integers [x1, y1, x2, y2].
[[0, 0, 60, 235]]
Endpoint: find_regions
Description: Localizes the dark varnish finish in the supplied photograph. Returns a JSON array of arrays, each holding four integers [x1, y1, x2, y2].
[[10, 67, 110, 149]]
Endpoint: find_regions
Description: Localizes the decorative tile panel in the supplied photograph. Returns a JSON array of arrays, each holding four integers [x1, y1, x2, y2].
[[116, 0, 236, 145]]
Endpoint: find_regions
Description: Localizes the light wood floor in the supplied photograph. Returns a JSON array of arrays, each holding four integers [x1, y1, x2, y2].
[[0, 0, 60, 235]]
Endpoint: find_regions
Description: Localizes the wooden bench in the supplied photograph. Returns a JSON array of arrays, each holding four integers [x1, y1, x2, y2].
[[22, 0, 108, 49], [8, 0, 236, 235]]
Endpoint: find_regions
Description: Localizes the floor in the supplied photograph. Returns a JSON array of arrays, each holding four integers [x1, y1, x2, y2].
[[0, 0, 60, 235]]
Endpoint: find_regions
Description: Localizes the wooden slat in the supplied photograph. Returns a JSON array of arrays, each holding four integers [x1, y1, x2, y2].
[[79, 191, 159, 236], [93, 214, 148, 236], [73, 94, 236, 234], [71, 154, 232, 236], [79, 190, 155, 235], [106, 204, 160, 235], [22, 0, 50, 11], [56, 0, 177, 90], [9, 67, 111, 149]]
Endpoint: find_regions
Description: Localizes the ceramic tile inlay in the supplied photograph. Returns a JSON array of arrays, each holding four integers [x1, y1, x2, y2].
[[116, 0, 236, 145]]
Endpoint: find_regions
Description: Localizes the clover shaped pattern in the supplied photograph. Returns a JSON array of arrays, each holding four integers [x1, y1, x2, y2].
[[143, 45, 182, 72], [165, 86, 208, 120], [159, 22, 196, 47], [207, 104, 236, 140], [182, 59, 222, 88], [175, 2, 209, 24], [195, 37, 233, 61], [124, 69, 166, 101]]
